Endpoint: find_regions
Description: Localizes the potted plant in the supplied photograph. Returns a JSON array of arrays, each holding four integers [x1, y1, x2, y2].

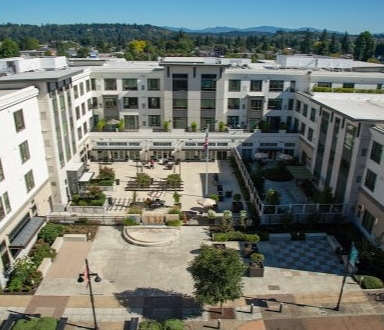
[[96, 118, 106, 131], [248, 252, 265, 277], [191, 121, 197, 132], [163, 120, 170, 132], [173, 191, 181, 206], [218, 121, 225, 132]]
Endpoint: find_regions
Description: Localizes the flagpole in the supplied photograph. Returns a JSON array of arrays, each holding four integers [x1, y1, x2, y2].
[[205, 125, 209, 197]]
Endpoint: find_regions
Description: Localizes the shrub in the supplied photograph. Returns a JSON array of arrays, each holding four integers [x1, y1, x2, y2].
[[13, 316, 57, 330], [164, 319, 184, 330], [123, 217, 140, 226], [166, 220, 182, 226], [7, 256, 41, 292], [30, 239, 56, 265], [38, 223, 64, 244], [250, 252, 265, 263], [356, 275, 384, 289], [128, 206, 143, 214], [213, 231, 259, 243], [139, 320, 162, 330]]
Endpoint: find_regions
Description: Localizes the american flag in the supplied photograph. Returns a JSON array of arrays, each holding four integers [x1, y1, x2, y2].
[[203, 129, 209, 152]]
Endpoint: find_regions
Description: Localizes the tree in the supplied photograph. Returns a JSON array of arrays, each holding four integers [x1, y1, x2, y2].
[[354, 31, 375, 61], [0, 38, 19, 58], [19, 37, 40, 50], [341, 32, 353, 55], [189, 244, 246, 313]]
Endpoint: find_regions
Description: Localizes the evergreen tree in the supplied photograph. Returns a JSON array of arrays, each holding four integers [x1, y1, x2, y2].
[[341, 32, 353, 55], [354, 31, 375, 61], [300, 30, 313, 54], [329, 33, 341, 54]]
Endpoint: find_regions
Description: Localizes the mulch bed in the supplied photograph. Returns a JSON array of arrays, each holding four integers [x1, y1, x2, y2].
[[209, 307, 236, 319]]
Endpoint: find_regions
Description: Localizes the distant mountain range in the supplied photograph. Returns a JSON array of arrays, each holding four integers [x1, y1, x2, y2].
[[163, 25, 326, 34]]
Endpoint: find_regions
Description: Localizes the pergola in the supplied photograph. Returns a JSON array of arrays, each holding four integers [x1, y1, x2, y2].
[[286, 166, 317, 184]]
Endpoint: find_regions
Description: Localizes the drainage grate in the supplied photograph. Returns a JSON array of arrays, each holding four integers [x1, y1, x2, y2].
[[268, 285, 280, 290]]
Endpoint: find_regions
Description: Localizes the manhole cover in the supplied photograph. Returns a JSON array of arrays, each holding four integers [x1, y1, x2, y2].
[[268, 285, 280, 290]]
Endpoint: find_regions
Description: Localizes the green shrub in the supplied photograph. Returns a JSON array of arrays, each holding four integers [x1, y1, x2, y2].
[[123, 217, 140, 226], [139, 320, 162, 330], [168, 208, 181, 215], [164, 319, 184, 330], [30, 240, 56, 265], [128, 206, 143, 214], [213, 231, 259, 242], [38, 223, 64, 244], [166, 220, 182, 226], [13, 316, 57, 330], [250, 253, 265, 263], [356, 275, 384, 289], [6, 256, 40, 292]]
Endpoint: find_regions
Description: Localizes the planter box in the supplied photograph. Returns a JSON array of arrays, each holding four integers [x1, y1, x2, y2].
[[248, 262, 264, 277]]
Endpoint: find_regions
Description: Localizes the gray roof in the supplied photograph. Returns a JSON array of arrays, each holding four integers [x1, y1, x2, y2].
[[312, 93, 384, 122], [0, 67, 84, 82]]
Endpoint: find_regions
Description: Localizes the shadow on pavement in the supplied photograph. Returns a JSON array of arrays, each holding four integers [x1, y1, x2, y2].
[[114, 287, 203, 321]]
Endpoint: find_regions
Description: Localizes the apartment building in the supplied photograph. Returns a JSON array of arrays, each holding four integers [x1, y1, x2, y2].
[[0, 55, 384, 285]]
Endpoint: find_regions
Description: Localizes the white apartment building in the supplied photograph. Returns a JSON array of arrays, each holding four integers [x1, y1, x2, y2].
[[0, 55, 384, 285]]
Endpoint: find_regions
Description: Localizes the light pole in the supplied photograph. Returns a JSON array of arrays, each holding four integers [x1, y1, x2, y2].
[[77, 258, 102, 330]]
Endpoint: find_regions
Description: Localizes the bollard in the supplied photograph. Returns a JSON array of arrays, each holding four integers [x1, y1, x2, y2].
[[279, 302, 283, 313], [250, 303, 254, 314], [217, 318, 221, 329]]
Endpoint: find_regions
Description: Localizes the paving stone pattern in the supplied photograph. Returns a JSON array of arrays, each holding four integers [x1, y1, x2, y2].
[[268, 239, 344, 275]]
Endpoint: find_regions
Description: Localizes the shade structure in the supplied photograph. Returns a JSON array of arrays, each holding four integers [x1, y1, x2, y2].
[[254, 152, 268, 160], [197, 198, 216, 208], [278, 153, 293, 161]]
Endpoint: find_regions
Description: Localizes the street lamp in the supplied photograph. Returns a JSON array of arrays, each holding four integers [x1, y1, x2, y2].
[[77, 258, 102, 330]]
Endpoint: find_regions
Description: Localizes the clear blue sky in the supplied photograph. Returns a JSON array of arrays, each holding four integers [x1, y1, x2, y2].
[[0, 0, 382, 35]]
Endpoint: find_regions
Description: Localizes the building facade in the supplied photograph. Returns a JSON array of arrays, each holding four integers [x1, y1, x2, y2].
[[0, 55, 384, 285]]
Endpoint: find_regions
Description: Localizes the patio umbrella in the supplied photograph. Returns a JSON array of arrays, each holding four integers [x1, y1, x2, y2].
[[278, 153, 293, 161], [254, 152, 268, 160], [197, 198, 216, 208], [107, 118, 120, 125]]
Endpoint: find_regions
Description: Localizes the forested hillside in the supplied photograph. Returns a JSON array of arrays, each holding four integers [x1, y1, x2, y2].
[[0, 23, 383, 62]]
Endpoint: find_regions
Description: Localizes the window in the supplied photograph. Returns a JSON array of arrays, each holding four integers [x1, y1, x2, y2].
[[201, 74, 216, 91], [104, 79, 117, 90], [317, 82, 332, 88], [250, 80, 262, 91], [147, 79, 160, 91], [269, 80, 284, 92], [228, 80, 241, 92], [343, 83, 354, 89], [122, 79, 138, 90], [148, 97, 160, 109], [344, 124, 356, 151], [24, 170, 35, 192], [362, 210, 376, 233], [123, 97, 138, 109], [173, 99, 188, 109], [370, 141, 383, 164], [77, 127, 83, 140], [249, 99, 263, 110], [74, 85, 79, 98], [310, 108, 316, 122], [307, 128, 314, 142], [0, 198, 4, 220], [228, 98, 240, 109], [148, 115, 161, 126], [14, 109, 25, 132], [300, 122, 306, 136], [75, 106, 80, 119], [19, 141, 30, 163], [267, 98, 282, 110], [288, 99, 294, 110], [86, 80, 90, 92], [364, 169, 377, 192], [295, 101, 301, 112], [201, 99, 215, 109], [302, 104, 308, 117], [0, 158, 4, 181], [172, 74, 188, 91], [3, 192, 11, 213], [104, 97, 117, 109], [79, 82, 84, 95], [91, 79, 96, 90]]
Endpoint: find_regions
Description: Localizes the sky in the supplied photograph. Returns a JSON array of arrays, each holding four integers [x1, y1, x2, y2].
[[0, 0, 383, 35]]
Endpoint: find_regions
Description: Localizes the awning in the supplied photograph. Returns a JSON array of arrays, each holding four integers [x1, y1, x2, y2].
[[286, 166, 317, 181], [9, 217, 45, 249], [79, 171, 94, 183]]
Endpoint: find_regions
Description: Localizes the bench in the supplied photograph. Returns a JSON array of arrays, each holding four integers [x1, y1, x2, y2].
[[63, 234, 87, 242], [327, 235, 342, 252]]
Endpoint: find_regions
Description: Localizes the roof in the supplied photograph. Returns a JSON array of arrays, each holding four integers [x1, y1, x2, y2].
[[312, 93, 384, 122], [0, 67, 84, 81], [286, 166, 317, 181], [9, 216, 45, 248]]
